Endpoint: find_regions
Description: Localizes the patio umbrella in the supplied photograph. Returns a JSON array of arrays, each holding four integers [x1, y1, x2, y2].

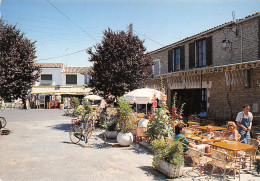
[[124, 88, 165, 114], [84, 95, 102, 101]]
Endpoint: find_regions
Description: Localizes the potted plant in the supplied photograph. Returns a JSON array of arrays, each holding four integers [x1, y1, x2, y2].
[[102, 115, 118, 139], [116, 96, 134, 146], [152, 138, 184, 178]]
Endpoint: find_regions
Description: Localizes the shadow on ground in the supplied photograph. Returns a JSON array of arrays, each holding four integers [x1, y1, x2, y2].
[[138, 166, 167, 180], [48, 123, 71, 132], [1, 129, 11, 135]]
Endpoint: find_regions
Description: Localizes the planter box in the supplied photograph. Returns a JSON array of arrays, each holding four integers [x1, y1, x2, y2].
[[104, 131, 118, 139], [155, 160, 184, 178]]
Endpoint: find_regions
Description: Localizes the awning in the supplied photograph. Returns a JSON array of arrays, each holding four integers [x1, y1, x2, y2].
[[30, 86, 91, 95]]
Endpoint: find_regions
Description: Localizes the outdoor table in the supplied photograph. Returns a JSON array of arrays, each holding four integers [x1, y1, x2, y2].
[[186, 135, 223, 144], [196, 126, 226, 131], [210, 141, 254, 158], [187, 121, 200, 127]]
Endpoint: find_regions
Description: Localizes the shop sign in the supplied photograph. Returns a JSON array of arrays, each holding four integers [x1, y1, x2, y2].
[[169, 60, 260, 77]]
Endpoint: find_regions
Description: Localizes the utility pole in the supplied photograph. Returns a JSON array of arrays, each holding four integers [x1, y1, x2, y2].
[[129, 23, 133, 35], [65, 48, 68, 66]]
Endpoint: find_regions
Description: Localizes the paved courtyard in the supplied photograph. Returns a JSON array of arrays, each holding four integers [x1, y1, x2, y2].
[[0, 109, 259, 181]]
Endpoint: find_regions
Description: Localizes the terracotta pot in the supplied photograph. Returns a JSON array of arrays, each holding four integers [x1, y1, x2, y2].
[[117, 132, 133, 146]]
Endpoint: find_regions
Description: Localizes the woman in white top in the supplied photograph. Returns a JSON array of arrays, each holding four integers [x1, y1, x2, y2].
[[222, 121, 240, 141]]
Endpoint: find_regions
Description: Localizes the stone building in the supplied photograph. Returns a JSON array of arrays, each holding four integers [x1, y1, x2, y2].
[[146, 13, 260, 121]]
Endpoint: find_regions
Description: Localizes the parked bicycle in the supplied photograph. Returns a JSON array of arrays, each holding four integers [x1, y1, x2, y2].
[[69, 115, 94, 144], [0, 117, 7, 129]]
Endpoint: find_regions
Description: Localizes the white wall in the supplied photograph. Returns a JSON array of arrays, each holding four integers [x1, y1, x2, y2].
[[61, 73, 86, 86], [35, 68, 63, 86]]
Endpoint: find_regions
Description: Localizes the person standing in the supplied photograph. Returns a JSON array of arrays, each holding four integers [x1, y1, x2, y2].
[[235, 105, 253, 143]]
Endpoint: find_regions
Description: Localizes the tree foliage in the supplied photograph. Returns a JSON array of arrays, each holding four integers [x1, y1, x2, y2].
[[0, 20, 40, 101], [87, 28, 153, 98]]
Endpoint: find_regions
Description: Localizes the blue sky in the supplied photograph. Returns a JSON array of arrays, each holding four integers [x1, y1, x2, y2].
[[1, 0, 259, 67]]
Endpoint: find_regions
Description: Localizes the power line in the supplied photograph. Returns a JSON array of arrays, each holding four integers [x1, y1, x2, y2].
[[45, 0, 98, 43], [134, 30, 165, 46], [36, 48, 87, 61]]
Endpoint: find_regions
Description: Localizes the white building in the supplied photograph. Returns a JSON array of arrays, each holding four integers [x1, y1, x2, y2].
[[31, 63, 92, 108]]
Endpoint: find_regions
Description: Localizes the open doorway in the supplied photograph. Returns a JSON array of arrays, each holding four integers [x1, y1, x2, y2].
[[171, 89, 207, 117]]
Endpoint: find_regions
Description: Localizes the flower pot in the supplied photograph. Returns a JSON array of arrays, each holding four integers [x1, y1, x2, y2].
[[117, 132, 133, 146], [155, 160, 184, 178], [104, 131, 118, 139]]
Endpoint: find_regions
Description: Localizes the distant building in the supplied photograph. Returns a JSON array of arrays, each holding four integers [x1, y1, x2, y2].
[[30, 63, 92, 109], [146, 12, 260, 121]]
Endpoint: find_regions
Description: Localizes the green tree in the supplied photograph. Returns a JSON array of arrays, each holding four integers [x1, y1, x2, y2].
[[87, 28, 153, 98], [0, 20, 40, 106]]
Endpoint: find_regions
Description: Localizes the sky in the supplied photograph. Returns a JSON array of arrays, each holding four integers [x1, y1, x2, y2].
[[0, 0, 259, 67]]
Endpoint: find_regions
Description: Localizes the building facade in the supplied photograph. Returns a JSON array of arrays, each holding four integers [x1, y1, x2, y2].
[[146, 13, 260, 121], [31, 63, 91, 108]]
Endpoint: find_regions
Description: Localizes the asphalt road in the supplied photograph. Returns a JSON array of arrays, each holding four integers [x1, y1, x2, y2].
[[0, 109, 162, 181]]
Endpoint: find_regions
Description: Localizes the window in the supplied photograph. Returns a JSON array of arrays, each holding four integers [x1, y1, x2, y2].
[[174, 48, 181, 71], [168, 46, 185, 72], [196, 39, 206, 67], [189, 36, 212, 68], [66, 75, 77, 85], [40, 74, 52, 86], [152, 59, 160, 75]]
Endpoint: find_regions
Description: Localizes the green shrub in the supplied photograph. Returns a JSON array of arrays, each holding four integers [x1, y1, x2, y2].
[[152, 138, 184, 167], [116, 96, 133, 133], [102, 115, 118, 131]]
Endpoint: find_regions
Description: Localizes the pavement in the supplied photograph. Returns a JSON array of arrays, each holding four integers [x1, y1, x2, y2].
[[0, 109, 259, 181]]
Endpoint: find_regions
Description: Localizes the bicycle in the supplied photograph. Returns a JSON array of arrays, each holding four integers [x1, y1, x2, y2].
[[69, 115, 94, 144], [0, 117, 7, 129]]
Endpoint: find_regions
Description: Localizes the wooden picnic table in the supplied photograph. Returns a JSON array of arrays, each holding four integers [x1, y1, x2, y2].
[[186, 135, 223, 144], [196, 126, 226, 131]]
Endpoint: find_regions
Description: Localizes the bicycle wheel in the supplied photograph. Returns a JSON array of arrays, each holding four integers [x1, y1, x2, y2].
[[0, 117, 7, 128], [69, 125, 82, 144]]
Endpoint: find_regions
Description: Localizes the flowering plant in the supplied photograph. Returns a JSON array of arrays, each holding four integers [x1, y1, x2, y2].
[[170, 92, 185, 129], [146, 77, 172, 142]]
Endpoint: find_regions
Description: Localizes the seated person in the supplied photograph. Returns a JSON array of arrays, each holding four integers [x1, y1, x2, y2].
[[204, 126, 215, 138], [222, 121, 240, 141], [174, 124, 210, 153], [198, 108, 207, 118], [138, 115, 149, 127]]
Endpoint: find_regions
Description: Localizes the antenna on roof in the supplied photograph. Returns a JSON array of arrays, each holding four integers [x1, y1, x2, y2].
[[232, 11, 236, 22]]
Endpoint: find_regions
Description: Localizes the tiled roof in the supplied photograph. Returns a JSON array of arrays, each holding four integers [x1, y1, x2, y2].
[[148, 12, 260, 55], [35, 63, 64, 68], [62, 67, 90, 75]]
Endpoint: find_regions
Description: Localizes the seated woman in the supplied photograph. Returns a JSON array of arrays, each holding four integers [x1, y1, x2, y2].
[[174, 124, 210, 153], [222, 121, 240, 141]]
